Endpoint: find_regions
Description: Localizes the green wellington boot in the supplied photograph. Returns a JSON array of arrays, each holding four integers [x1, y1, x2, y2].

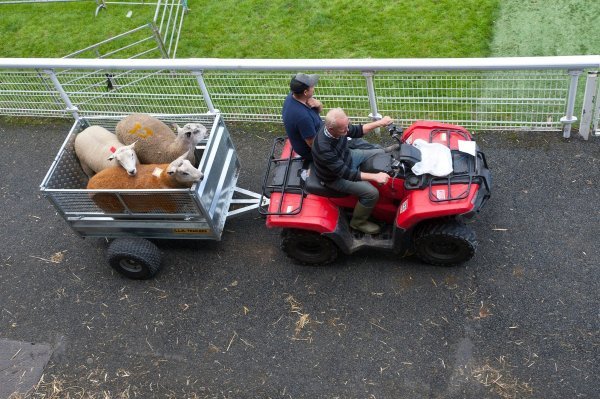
[[349, 203, 381, 234]]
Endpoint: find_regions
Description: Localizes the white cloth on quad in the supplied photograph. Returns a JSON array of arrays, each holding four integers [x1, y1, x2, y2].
[[410, 139, 453, 177]]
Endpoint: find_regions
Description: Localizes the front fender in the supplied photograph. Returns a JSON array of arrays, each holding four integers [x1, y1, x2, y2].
[[395, 185, 477, 229]]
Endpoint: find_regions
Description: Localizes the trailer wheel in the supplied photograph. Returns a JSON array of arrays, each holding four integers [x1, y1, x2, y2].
[[281, 229, 338, 265], [413, 220, 476, 266], [107, 238, 161, 279]]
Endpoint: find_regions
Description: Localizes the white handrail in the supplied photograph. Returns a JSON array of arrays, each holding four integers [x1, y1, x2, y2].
[[0, 55, 599, 71]]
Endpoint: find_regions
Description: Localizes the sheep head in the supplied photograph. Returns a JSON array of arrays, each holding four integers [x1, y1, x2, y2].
[[166, 151, 204, 184], [107, 142, 138, 176], [175, 123, 208, 145]]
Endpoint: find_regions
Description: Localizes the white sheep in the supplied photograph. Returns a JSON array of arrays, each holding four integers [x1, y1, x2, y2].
[[87, 151, 204, 213], [115, 113, 208, 165], [74, 125, 138, 177]]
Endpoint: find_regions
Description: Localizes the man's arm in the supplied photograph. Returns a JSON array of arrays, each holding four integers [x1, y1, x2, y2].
[[297, 117, 318, 147], [362, 116, 393, 134], [360, 171, 390, 185]]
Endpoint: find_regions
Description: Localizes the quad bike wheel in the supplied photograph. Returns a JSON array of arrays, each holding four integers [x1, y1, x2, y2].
[[413, 220, 476, 266], [281, 229, 338, 265], [107, 238, 162, 279]]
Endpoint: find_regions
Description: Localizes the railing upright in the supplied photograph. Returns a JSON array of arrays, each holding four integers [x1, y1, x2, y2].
[[193, 71, 218, 114], [43, 69, 81, 122], [593, 73, 600, 136], [362, 71, 382, 135], [580, 71, 597, 140], [561, 70, 582, 138]]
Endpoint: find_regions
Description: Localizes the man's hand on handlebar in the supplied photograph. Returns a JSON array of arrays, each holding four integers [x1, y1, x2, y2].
[[379, 116, 393, 127], [361, 171, 390, 186]]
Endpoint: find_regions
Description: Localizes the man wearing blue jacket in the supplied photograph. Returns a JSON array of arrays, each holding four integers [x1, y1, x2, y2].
[[281, 73, 323, 160]]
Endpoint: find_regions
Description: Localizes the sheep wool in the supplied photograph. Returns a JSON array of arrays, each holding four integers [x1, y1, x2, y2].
[[87, 154, 203, 213], [116, 113, 207, 165], [74, 125, 138, 177]]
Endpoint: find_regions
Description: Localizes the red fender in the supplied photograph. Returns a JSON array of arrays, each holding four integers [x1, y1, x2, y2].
[[266, 192, 339, 234], [395, 184, 479, 229]]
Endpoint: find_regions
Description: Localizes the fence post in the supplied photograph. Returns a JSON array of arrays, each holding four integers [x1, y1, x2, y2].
[[43, 69, 81, 122], [561, 70, 582, 138], [593, 73, 600, 137], [579, 71, 597, 140], [362, 71, 381, 136], [192, 71, 219, 114]]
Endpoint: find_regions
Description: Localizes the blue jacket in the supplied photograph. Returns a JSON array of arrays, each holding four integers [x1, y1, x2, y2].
[[282, 93, 322, 159]]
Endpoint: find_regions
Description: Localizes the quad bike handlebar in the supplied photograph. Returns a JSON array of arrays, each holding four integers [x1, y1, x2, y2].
[[386, 123, 404, 143]]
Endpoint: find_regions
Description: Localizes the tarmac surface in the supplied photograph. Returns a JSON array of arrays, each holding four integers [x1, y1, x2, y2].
[[0, 118, 598, 398]]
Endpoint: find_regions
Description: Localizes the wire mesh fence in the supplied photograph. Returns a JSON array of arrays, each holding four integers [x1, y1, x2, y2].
[[0, 58, 598, 134], [0, 70, 67, 117], [0, 68, 579, 130]]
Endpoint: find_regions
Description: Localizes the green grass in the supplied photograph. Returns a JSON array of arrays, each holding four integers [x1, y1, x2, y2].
[[0, 4, 156, 57], [491, 0, 600, 56], [0, 0, 497, 58]]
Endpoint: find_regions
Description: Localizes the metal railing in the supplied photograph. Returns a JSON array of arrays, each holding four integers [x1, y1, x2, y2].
[[0, 56, 599, 138]]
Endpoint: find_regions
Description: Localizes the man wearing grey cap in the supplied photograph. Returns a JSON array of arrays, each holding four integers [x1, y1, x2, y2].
[[282, 73, 323, 160]]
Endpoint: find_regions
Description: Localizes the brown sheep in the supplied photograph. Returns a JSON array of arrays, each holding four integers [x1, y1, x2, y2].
[[87, 152, 203, 213]]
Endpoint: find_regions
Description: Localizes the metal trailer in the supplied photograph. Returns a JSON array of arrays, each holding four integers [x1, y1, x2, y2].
[[40, 113, 264, 279]]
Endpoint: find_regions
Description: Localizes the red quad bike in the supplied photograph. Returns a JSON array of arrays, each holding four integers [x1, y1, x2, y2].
[[259, 121, 491, 266]]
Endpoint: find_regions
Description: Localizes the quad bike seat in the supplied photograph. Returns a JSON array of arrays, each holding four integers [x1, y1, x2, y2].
[[397, 144, 422, 166], [360, 144, 422, 175], [304, 164, 348, 198]]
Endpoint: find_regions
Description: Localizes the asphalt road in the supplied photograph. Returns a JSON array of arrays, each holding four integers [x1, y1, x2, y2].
[[0, 118, 598, 398]]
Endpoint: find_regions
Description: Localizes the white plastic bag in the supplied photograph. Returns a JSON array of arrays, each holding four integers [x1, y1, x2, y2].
[[411, 139, 453, 177]]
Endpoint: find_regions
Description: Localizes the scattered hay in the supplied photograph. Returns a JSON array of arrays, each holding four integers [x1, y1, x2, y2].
[[472, 363, 534, 398], [29, 250, 67, 264], [8, 374, 90, 399], [284, 294, 312, 341]]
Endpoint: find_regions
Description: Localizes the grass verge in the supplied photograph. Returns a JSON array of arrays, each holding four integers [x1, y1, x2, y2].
[[0, 0, 497, 58]]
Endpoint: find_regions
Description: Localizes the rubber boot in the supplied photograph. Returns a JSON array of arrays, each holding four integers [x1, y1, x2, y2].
[[350, 203, 381, 234], [384, 143, 400, 153]]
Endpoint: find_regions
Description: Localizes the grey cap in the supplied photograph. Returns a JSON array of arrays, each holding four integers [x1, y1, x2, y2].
[[292, 73, 319, 87]]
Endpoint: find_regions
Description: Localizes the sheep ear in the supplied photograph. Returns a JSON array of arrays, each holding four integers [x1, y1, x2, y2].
[[172, 123, 180, 134], [176, 150, 190, 161], [127, 141, 137, 148]]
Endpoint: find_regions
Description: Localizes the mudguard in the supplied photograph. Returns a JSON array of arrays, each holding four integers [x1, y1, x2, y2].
[[395, 184, 478, 229], [266, 192, 339, 234]]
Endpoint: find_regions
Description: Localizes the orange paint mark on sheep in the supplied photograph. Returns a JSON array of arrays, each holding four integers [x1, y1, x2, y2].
[[128, 122, 154, 139]]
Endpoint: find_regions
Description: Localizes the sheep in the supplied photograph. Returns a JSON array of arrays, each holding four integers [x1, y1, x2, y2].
[[74, 125, 138, 177], [115, 113, 208, 165], [87, 151, 204, 213]]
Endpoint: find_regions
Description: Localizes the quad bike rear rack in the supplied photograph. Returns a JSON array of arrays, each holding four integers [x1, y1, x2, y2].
[[259, 137, 306, 216]]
